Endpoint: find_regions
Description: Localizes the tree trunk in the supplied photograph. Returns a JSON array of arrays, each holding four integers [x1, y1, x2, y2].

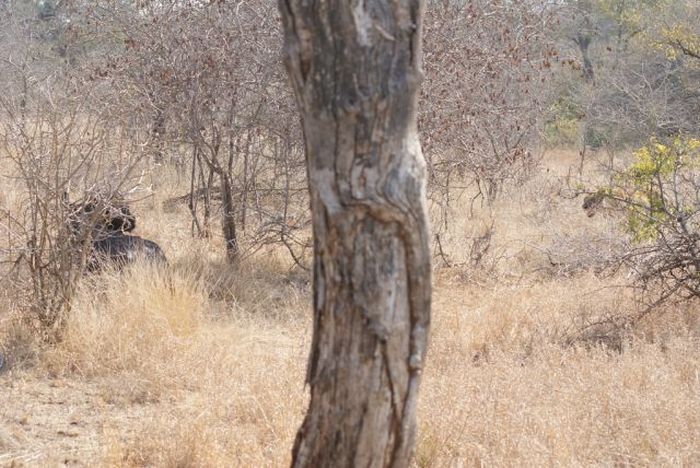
[[575, 33, 595, 83], [278, 1, 431, 467], [220, 174, 238, 262]]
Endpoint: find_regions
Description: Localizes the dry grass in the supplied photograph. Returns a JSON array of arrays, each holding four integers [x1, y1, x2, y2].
[[0, 151, 698, 466], [418, 338, 699, 466], [419, 275, 699, 466]]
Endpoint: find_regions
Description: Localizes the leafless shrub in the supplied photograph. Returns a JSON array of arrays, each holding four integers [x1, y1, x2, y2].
[[419, 1, 555, 264], [10, 1, 560, 276], [421, 0, 554, 208], [0, 53, 148, 334]]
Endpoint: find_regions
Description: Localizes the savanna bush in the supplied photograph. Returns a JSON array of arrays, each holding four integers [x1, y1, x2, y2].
[[591, 135, 700, 302]]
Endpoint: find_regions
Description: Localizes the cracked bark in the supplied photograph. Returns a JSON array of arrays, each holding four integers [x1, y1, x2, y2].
[[278, 1, 431, 467]]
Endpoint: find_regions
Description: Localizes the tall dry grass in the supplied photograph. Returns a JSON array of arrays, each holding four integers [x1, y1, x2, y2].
[[0, 151, 698, 466], [418, 275, 699, 466]]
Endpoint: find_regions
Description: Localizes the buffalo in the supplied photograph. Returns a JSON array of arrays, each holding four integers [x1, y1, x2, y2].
[[66, 193, 166, 271]]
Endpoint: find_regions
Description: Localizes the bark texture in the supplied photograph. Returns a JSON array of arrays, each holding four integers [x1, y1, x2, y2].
[[278, 1, 431, 467]]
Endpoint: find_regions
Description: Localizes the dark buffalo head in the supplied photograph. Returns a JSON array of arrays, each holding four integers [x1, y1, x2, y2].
[[65, 192, 166, 271], [67, 193, 136, 241]]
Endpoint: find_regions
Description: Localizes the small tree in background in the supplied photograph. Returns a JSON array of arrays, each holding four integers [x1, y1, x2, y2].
[[586, 136, 700, 305]]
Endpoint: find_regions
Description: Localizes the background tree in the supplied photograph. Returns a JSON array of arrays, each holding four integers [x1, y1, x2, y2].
[[547, 0, 700, 154], [278, 0, 432, 466]]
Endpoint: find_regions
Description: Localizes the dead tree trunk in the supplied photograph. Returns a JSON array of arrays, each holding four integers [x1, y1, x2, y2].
[[574, 33, 595, 83], [220, 173, 238, 262], [278, 1, 432, 466]]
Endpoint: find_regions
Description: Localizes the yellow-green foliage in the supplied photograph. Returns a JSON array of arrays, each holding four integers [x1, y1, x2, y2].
[[636, 1, 700, 65], [618, 136, 700, 242], [658, 24, 700, 61]]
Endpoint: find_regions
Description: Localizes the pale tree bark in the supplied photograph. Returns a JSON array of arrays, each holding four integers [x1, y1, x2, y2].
[[278, 1, 431, 467]]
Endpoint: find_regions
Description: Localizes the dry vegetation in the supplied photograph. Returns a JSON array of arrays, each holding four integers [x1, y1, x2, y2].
[[1, 151, 698, 466], [1, 0, 699, 465]]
